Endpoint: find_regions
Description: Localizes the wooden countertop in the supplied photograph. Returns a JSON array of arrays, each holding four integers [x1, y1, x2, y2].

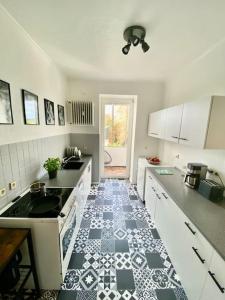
[[0, 228, 29, 274]]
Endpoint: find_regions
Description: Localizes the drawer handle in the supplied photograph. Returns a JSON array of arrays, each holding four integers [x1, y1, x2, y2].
[[192, 247, 205, 264], [208, 271, 225, 294], [162, 192, 168, 199], [151, 187, 156, 192], [171, 136, 179, 139], [150, 132, 159, 135], [185, 222, 196, 235], [179, 137, 188, 141]]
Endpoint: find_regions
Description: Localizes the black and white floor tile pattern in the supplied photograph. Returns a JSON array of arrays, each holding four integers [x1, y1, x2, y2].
[[58, 179, 187, 300]]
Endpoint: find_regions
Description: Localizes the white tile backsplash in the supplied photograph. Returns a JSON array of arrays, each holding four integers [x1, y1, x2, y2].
[[0, 134, 70, 209]]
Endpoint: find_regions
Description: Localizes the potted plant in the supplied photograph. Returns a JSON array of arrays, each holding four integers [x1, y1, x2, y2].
[[43, 157, 61, 179]]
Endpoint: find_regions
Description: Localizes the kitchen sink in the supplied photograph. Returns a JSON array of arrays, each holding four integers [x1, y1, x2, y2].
[[62, 161, 84, 170]]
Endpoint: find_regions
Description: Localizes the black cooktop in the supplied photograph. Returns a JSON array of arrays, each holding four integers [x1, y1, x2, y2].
[[1, 188, 73, 218]]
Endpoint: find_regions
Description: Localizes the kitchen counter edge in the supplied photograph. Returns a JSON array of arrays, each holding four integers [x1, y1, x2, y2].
[[41, 156, 92, 188], [147, 166, 225, 261]]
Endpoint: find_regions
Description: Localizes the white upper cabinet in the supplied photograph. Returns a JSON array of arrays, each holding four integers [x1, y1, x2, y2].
[[179, 98, 211, 148], [148, 109, 165, 139], [148, 96, 225, 149], [205, 96, 225, 149], [164, 105, 183, 143]]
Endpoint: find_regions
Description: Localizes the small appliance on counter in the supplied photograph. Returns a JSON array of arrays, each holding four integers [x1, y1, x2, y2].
[[198, 179, 224, 202], [184, 163, 208, 189]]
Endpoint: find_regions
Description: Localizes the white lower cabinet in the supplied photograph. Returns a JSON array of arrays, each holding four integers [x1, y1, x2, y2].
[[145, 171, 225, 300], [144, 170, 159, 220], [137, 158, 149, 200], [200, 251, 225, 300], [76, 160, 92, 228], [155, 187, 213, 300]]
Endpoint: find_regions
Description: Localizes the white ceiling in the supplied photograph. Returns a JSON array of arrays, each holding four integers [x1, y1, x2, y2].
[[1, 0, 225, 81]]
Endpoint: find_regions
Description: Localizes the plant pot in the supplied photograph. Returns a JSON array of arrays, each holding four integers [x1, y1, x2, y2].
[[48, 170, 57, 179]]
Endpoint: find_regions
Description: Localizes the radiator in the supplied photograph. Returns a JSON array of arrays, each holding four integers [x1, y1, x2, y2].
[[67, 101, 94, 125]]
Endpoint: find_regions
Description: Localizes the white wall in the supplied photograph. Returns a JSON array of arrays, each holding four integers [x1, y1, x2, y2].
[[105, 147, 126, 166], [0, 5, 69, 146], [67, 79, 165, 182], [159, 38, 225, 181]]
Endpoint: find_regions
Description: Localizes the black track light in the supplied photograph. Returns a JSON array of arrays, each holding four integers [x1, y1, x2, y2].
[[130, 35, 140, 46], [122, 43, 131, 55], [122, 25, 150, 55], [141, 40, 150, 53]]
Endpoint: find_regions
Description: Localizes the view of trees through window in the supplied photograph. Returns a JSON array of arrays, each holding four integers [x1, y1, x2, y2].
[[104, 104, 129, 147]]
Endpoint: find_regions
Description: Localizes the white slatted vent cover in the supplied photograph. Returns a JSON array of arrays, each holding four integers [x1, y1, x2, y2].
[[67, 101, 94, 125]]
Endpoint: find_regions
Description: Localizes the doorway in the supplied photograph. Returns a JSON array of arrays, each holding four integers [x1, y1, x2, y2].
[[99, 95, 137, 179]]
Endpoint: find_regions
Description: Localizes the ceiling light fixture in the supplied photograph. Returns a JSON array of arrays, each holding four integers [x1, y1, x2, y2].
[[122, 25, 149, 55]]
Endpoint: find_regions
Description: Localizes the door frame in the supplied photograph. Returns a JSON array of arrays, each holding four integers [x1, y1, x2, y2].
[[99, 94, 137, 180]]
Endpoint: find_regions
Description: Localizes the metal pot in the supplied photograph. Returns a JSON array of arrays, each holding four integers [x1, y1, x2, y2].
[[30, 182, 46, 197]]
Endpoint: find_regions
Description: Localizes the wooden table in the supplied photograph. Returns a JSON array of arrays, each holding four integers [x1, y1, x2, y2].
[[0, 228, 40, 298]]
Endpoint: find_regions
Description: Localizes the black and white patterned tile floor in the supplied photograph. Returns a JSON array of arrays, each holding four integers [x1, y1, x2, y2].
[[58, 179, 187, 300]]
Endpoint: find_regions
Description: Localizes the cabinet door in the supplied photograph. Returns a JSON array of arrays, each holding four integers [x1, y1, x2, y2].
[[179, 98, 211, 148], [137, 158, 148, 200], [144, 173, 158, 220], [84, 161, 92, 196], [200, 251, 225, 300], [148, 110, 165, 139], [154, 187, 173, 244], [164, 105, 183, 143]]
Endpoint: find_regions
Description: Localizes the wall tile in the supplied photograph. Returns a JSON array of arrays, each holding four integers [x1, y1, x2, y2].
[[0, 134, 70, 209]]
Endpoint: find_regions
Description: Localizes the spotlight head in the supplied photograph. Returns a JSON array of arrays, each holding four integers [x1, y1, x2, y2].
[[141, 40, 150, 53], [122, 25, 149, 55], [130, 35, 140, 46], [122, 43, 131, 55]]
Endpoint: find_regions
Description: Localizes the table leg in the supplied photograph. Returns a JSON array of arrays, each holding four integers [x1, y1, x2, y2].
[[27, 230, 41, 297]]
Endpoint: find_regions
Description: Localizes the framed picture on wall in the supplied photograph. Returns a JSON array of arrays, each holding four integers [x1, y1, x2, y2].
[[44, 99, 55, 125], [22, 89, 39, 125], [58, 105, 65, 126], [0, 79, 13, 124]]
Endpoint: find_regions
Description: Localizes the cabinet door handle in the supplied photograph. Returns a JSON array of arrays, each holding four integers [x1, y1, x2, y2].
[[184, 222, 196, 235], [208, 271, 225, 294], [156, 193, 161, 199], [171, 136, 179, 139], [192, 247, 205, 264], [180, 137, 188, 141], [162, 192, 168, 199]]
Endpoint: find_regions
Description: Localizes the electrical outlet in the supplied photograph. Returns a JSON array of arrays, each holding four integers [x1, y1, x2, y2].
[[0, 188, 6, 197], [9, 181, 16, 190]]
